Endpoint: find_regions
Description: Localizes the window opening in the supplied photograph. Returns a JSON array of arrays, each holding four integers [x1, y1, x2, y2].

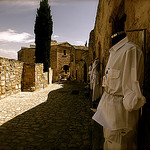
[[63, 50, 66, 55]]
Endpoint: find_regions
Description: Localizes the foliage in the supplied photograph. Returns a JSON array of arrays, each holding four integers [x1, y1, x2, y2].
[[34, 0, 53, 72]]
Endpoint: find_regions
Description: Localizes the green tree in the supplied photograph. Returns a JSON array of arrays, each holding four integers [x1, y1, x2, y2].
[[34, 0, 53, 72]]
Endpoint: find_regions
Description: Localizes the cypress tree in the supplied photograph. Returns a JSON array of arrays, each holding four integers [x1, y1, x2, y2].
[[34, 0, 53, 72]]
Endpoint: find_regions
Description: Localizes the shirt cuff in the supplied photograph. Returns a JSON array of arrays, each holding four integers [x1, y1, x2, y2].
[[123, 81, 146, 111]]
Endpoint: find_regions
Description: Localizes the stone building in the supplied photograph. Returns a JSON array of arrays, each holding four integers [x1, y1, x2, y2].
[[88, 0, 150, 149], [18, 41, 89, 83], [51, 43, 89, 82], [50, 42, 76, 82]]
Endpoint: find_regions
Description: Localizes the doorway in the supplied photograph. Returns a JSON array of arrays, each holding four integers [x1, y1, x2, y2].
[[63, 65, 69, 74]]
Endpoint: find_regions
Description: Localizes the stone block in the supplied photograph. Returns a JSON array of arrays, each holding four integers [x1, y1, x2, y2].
[[0, 94, 6, 99], [1, 76, 5, 80], [15, 85, 18, 90], [1, 81, 5, 86]]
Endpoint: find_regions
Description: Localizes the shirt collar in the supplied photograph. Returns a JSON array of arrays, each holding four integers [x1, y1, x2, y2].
[[109, 36, 129, 52]]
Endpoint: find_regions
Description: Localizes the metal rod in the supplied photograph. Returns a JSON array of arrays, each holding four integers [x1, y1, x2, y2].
[[126, 29, 147, 32]]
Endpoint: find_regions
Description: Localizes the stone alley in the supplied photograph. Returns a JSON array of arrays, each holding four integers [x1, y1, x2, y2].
[[0, 81, 94, 150]]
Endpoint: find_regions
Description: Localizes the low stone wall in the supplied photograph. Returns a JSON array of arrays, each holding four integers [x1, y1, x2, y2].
[[0, 57, 23, 99], [0, 57, 53, 99]]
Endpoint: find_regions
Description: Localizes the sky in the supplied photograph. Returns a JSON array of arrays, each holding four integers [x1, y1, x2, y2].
[[0, 0, 99, 60]]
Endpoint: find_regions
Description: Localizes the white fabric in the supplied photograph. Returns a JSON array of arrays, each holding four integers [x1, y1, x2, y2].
[[92, 59, 100, 101], [103, 127, 137, 150], [92, 37, 146, 130], [88, 65, 93, 90]]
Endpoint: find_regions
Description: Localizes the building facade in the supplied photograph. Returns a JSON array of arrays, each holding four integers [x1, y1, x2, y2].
[[18, 41, 88, 83]]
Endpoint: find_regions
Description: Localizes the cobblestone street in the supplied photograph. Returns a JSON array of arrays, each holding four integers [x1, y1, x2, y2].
[[0, 81, 93, 150]]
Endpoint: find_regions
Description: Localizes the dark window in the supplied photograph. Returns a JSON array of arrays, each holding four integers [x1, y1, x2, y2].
[[63, 50, 66, 55], [63, 65, 69, 74]]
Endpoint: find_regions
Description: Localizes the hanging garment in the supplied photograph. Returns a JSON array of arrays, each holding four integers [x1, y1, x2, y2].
[[92, 58, 100, 102], [92, 36, 146, 131], [103, 127, 137, 150], [88, 64, 93, 90], [92, 36, 146, 150]]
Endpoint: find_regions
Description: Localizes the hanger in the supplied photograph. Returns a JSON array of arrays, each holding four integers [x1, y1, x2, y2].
[[95, 57, 99, 60], [111, 30, 126, 46], [111, 31, 126, 39]]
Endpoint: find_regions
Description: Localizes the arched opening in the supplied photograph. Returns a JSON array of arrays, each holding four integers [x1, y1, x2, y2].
[[84, 63, 87, 83], [63, 65, 69, 74]]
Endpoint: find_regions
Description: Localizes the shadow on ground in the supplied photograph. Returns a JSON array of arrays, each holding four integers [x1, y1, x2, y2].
[[0, 81, 95, 150]]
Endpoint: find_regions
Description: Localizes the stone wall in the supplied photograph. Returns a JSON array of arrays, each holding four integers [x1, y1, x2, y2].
[[0, 57, 23, 99], [69, 47, 76, 81], [0, 57, 52, 99], [22, 63, 49, 92], [88, 29, 96, 62]]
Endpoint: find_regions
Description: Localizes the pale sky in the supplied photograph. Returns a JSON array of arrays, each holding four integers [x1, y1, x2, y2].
[[0, 0, 99, 59]]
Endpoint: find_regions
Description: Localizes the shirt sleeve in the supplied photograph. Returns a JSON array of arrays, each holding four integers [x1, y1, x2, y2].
[[122, 46, 146, 111]]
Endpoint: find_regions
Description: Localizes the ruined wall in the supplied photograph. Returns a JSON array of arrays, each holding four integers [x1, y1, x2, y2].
[[22, 63, 35, 92], [0, 57, 23, 99], [22, 63, 48, 92], [18, 48, 35, 63]]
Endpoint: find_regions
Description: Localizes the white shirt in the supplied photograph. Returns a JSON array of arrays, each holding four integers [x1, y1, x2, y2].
[[88, 65, 93, 89], [92, 37, 146, 130], [92, 59, 100, 85], [92, 59, 100, 101]]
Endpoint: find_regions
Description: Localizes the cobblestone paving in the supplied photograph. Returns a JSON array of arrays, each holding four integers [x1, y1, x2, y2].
[[0, 81, 93, 150]]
